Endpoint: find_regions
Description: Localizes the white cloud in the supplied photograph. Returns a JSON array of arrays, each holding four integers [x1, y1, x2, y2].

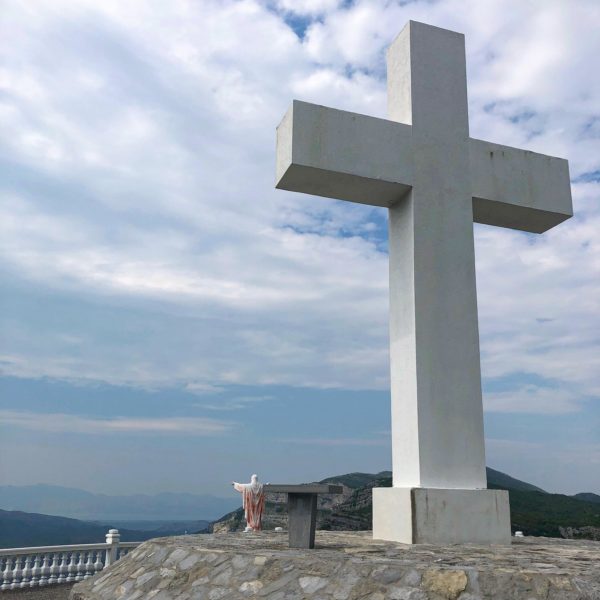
[[185, 382, 226, 395], [0, 410, 235, 435], [282, 436, 388, 447], [274, 0, 341, 16], [484, 386, 583, 414], [0, 0, 598, 416], [197, 395, 274, 411]]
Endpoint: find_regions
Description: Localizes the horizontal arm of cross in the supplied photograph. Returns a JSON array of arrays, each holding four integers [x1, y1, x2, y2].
[[276, 100, 413, 208], [276, 101, 573, 233], [470, 138, 572, 233]]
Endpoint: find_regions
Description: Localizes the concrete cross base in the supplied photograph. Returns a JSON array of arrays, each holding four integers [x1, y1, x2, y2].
[[372, 487, 511, 545]]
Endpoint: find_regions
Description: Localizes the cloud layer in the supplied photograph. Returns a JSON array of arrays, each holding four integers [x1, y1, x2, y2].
[[0, 410, 234, 435], [1, 0, 599, 420]]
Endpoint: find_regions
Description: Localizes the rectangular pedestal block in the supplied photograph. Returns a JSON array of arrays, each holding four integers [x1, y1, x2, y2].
[[288, 493, 317, 549], [372, 487, 511, 545]]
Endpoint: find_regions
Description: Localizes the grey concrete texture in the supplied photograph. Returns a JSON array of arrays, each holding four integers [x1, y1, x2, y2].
[[276, 100, 413, 208], [276, 101, 572, 233], [70, 531, 600, 600], [287, 493, 317, 549], [373, 488, 510, 545], [264, 485, 343, 548], [385, 21, 488, 492]]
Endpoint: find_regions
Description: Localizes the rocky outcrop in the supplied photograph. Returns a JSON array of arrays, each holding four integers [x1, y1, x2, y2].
[[559, 526, 600, 541], [320, 476, 390, 531], [70, 531, 600, 600], [211, 486, 354, 533]]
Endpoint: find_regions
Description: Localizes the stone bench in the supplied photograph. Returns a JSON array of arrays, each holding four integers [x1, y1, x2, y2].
[[264, 484, 343, 549]]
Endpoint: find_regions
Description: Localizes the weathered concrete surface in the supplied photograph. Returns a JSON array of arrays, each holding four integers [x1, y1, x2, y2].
[[373, 488, 511, 545], [70, 531, 599, 600]]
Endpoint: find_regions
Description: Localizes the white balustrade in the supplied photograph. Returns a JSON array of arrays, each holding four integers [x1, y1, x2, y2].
[[0, 530, 140, 591]]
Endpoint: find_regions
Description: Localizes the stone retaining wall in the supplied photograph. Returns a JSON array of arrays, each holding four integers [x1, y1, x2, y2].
[[70, 531, 600, 600]]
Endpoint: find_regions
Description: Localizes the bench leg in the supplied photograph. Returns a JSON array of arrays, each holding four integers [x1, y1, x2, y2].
[[287, 493, 317, 549]]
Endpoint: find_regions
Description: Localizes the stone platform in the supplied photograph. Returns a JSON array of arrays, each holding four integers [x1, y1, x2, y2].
[[70, 531, 600, 600]]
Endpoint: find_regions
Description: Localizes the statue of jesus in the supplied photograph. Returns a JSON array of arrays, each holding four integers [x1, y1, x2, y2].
[[232, 474, 266, 532]]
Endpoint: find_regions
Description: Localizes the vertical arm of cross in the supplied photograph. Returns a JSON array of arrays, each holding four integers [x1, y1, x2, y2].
[[386, 22, 487, 489]]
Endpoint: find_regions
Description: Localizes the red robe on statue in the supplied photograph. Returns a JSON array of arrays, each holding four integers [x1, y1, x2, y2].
[[233, 477, 265, 531]]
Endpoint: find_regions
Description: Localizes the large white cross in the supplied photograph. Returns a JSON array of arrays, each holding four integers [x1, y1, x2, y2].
[[275, 21, 572, 544]]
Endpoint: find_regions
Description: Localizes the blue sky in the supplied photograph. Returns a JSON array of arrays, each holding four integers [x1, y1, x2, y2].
[[0, 0, 598, 498]]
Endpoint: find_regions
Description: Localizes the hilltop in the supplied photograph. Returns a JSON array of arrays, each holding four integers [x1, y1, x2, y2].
[[574, 492, 600, 504], [213, 467, 600, 540]]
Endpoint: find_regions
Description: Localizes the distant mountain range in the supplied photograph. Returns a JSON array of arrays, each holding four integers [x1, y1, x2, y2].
[[0, 484, 239, 521], [2, 469, 598, 548], [0, 510, 210, 548]]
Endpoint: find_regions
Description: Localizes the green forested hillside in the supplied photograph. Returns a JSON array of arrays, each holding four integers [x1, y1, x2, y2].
[[485, 467, 546, 493], [320, 468, 546, 492], [319, 471, 391, 488], [321, 469, 600, 538], [492, 488, 600, 537], [574, 492, 600, 504]]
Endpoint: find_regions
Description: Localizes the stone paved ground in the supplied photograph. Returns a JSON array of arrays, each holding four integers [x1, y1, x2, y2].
[[71, 531, 600, 599], [0, 584, 73, 600]]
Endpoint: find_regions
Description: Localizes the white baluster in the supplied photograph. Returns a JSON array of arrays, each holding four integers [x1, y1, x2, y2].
[[66, 552, 77, 582], [10, 555, 23, 589], [48, 553, 60, 584], [20, 555, 33, 588], [1, 557, 13, 591], [69, 552, 77, 583], [84, 551, 95, 579], [57, 553, 68, 583], [74, 551, 86, 581], [29, 554, 42, 587], [39, 553, 51, 586], [93, 549, 104, 574]]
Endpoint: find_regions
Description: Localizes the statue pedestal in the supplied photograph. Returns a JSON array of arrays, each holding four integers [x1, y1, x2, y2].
[[372, 487, 511, 545]]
